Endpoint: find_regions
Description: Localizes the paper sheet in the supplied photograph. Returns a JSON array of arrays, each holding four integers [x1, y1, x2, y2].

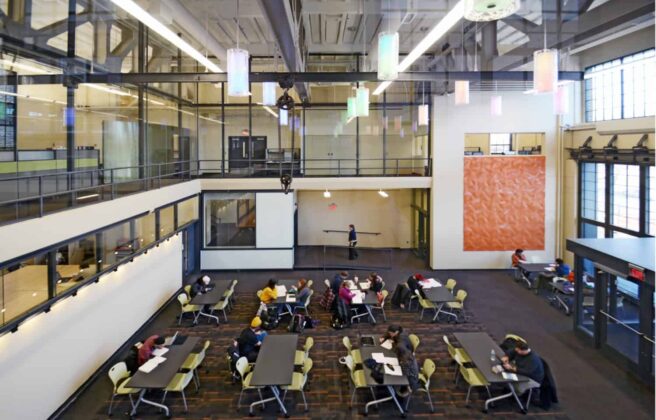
[[383, 356, 399, 366], [138, 356, 166, 373], [384, 364, 403, 376], [544, 267, 555, 272], [152, 347, 169, 357], [380, 339, 393, 350], [371, 353, 385, 363], [502, 372, 518, 381], [286, 295, 296, 303], [275, 285, 287, 295], [420, 278, 442, 289], [351, 294, 363, 304]]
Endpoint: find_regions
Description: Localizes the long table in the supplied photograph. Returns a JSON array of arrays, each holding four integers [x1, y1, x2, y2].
[[126, 336, 200, 416], [453, 332, 529, 413], [249, 334, 298, 416], [360, 344, 409, 415], [189, 279, 233, 324], [423, 285, 458, 321], [347, 281, 379, 324], [273, 279, 301, 317]]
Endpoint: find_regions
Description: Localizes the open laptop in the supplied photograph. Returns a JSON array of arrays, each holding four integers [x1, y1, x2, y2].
[[163, 331, 185, 346]]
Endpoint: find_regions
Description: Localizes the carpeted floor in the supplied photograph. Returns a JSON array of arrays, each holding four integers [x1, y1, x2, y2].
[[58, 266, 654, 420]]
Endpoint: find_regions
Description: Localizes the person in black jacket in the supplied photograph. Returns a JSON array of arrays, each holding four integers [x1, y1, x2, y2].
[[348, 224, 358, 260], [502, 341, 544, 395], [368, 272, 384, 293], [238, 317, 263, 362], [395, 343, 420, 401]]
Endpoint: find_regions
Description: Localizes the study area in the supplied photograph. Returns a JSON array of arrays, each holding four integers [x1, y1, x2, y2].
[[0, 0, 654, 419]]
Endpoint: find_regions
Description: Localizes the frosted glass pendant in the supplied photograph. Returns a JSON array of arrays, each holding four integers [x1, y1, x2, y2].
[[533, 49, 558, 93], [356, 87, 369, 117], [262, 82, 276, 106], [347, 96, 357, 119], [417, 104, 429, 126], [227, 48, 250, 97], [455, 80, 469, 105], [279, 108, 288, 126], [377, 32, 399, 81]]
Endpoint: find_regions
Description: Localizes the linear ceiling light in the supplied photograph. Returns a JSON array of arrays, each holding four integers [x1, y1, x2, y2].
[[378, 189, 389, 198], [111, 0, 222, 72], [373, 0, 465, 95]]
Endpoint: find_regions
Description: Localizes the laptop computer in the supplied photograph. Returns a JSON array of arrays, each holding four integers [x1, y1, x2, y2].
[[164, 331, 186, 346]]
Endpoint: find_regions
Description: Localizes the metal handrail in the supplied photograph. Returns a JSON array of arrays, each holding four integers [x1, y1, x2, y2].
[[323, 229, 382, 235], [598, 310, 654, 343]]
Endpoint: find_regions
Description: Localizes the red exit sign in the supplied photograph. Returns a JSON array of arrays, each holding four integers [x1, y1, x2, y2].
[[628, 264, 645, 281]]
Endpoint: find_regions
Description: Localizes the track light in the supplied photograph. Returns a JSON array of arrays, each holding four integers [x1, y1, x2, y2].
[[378, 189, 389, 198], [323, 189, 331, 198]]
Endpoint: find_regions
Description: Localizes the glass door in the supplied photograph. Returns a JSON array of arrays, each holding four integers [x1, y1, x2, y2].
[[411, 189, 430, 263], [600, 274, 641, 364]]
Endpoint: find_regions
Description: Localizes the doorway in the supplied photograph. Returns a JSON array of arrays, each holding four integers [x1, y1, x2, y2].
[[411, 189, 430, 263]]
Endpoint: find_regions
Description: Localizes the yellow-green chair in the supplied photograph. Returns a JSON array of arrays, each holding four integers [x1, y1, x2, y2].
[[504, 333, 527, 344], [370, 290, 389, 321], [107, 362, 139, 415], [256, 290, 263, 300], [445, 278, 457, 293], [183, 284, 192, 297], [459, 365, 491, 406], [282, 358, 313, 411], [212, 289, 232, 322], [181, 340, 210, 389], [295, 337, 314, 365], [408, 334, 420, 355], [236, 356, 263, 408], [444, 290, 467, 321], [224, 279, 238, 309], [405, 358, 436, 412], [342, 355, 374, 408], [293, 289, 314, 316], [307, 279, 313, 289], [443, 335, 472, 383], [416, 289, 437, 320], [342, 336, 362, 365], [160, 370, 195, 412], [177, 293, 201, 325]]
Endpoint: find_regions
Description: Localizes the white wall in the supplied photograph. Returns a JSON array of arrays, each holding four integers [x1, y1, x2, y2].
[[201, 249, 294, 270], [297, 190, 413, 248], [0, 180, 200, 263], [256, 193, 295, 248], [431, 91, 558, 269], [0, 236, 183, 420]]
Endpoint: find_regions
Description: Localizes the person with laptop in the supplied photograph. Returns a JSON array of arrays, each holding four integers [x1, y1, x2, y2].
[[291, 278, 311, 310], [190, 275, 212, 298], [137, 335, 166, 366]]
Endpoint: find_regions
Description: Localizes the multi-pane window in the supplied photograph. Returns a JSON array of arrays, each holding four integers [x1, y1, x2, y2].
[[612, 164, 641, 231], [489, 133, 511, 154], [582, 162, 606, 222], [585, 49, 655, 122]]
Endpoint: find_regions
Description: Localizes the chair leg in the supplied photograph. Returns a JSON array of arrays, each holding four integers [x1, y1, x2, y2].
[[382, 307, 386, 321], [193, 370, 200, 390], [178, 312, 182, 325], [238, 389, 244, 408], [301, 390, 308, 411], [526, 388, 533, 410], [181, 390, 188, 413], [223, 309, 228, 322], [160, 390, 168, 408], [465, 386, 471, 405], [107, 394, 115, 415], [128, 394, 135, 410], [426, 390, 434, 412], [350, 388, 357, 407], [486, 386, 492, 399], [420, 308, 424, 320]]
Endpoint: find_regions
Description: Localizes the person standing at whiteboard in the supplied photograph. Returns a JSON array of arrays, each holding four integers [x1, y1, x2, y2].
[[348, 224, 359, 260]]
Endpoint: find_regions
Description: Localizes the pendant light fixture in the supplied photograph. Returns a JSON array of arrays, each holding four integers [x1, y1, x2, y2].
[[554, 84, 569, 115], [347, 95, 357, 119], [418, 81, 429, 126], [490, 81, 502, 116], [227, 1, 249, 97], [455, 21, 470, 105], [355, 4, 370, 117], [377, 0, 398, 81], [262, 82, 276, 105], [464, 0, 520, 22], [533, 20, 558, 93], [323, 189, 331, 198], [279, 108, 288, 126]]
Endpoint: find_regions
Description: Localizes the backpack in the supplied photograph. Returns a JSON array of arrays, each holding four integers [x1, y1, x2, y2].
[[226, 340, 241, 383], [331, 313, 346, 330], [260, 305, 280, 330], [364, 358, 385, 384], [304, 316, 319, 329], [124, 345, 140, 374], [320, 287, 335, 310], [288, 314, 305, 333]]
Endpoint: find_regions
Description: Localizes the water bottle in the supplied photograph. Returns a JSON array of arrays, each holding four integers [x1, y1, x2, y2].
[[490, 349, 496, 363]]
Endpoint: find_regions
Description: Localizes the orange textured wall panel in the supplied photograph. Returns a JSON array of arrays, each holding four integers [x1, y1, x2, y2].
[[463, 156, 545, 251]]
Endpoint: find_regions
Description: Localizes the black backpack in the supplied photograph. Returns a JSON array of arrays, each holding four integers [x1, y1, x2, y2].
[[261, 306, 280, 330], [331, 313, 346, 330], [288, 314, 305, 333], [124, 345, 140, 374], [226, 340, 241, 383]]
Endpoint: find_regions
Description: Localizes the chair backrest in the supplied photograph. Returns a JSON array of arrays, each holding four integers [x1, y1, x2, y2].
[[381, 280, 386, 290], [177, 293, 189, 306], [232, 279, 239, 287], [224, 289, 234, 300], [342, 354, 355, 373], [379, 290, 389, 307], [307, 279, 313, 288], [504, 333, 527, 344], [443, 335, 454, 354], [408, 334, 420, 353], [459, 365, 473, 384], [201, 339, 211, 353], [256, 290, 263, 299], [342, 336, 352, 352], [184, 284, 192, 296], [304, 336, 314, 353], [324, 279, 331, 288], [180, 370, 195, 389], [445, 278, 456, 291], [108, 362, 129, 390], [456, 289, 467, 304], [305, 289, 314, 306], [421, 358, 436, 387], [235, 357, 250, 380], [302, 358, 313, 374]]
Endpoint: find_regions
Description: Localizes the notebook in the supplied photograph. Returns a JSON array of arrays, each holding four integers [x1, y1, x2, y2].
[[502, 372, 519, 381], [275, 285, 287, 295], [384, 363, 403, 376], [380, 339, 393, 350], [152, 347, 169, 357], [138, 356, 166, 373]]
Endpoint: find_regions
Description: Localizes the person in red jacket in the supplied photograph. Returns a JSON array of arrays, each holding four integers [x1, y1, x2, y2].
[[138, 335, 165, 366]]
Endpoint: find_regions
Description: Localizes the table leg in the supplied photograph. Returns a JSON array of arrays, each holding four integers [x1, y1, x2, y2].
[[387, 385, 406, 415], [364, 386, 404, 416], [194, 309, 219, 325], [364, 304, 376, 324], [249, 386, 288, 416], [484, 383, 525, 413], [130, 389, 170, 417], [431, 303, 445, 321]]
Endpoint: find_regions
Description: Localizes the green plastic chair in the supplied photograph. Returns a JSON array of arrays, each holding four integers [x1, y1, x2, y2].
[[295, 336, 314, 365], [161, 370, 195, 412], [181, 340, 210, 389], [107, 362, 138, 415], [342, 336, 362, 364], [282, 358, 313, 412]]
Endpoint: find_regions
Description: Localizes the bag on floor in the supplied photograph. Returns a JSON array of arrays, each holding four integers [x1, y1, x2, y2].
[[320, 287, 335, 310], [390, 284, 409, 307], [226, 340, 241, 383], [261, 306, 280, 330], [303, 316, 317, 329], [288, 314, 305, 333], [330, 313, 346, 330]]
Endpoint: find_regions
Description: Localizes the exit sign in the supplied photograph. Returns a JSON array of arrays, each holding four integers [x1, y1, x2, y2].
[[628, 264, 645, 281]]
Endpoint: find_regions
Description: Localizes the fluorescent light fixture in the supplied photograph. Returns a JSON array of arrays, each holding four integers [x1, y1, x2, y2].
[[227, 48, 250, 96], [455, 80, 469, 105], [263, 105, 278, 118], [374, 0, 465, 95], [0, 90, 66, 105], [110, 0, 222, 72], [356, 86, 369, 117], [262, 82, 277, 106], [323, 189, 331, 198], [377, 32, 399, 81], [417, 104, 429, 126], [378, 189, 389, 198], [76, 193, 99, 200], [533, 49, 558, 93], [279, 108, 289, 126], [490, 95, 503, 116]]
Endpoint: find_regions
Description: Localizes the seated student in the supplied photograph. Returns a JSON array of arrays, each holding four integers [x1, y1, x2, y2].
[[380, 324, 412, 352], [331, 271, 349, 295], [190, 275, 211, 298], [501, 341, 545, 395], [368, 272, 384, 293], [512, 249, 527, 267], [138, 335, 166, 366], [395, 343, 420, 399], [238, 317, 264, 363], [338, 281, 356, 305], [554, 258, 571, 277], [291, 278, 311, 309], [260, 278, 279, 304]]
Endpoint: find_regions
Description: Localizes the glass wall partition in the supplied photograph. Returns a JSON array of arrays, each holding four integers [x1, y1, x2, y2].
[[178, 196, 199, 227], [54, 234, 97, 294], [0, 252, 49, 325], [204, 192, 256, 247]]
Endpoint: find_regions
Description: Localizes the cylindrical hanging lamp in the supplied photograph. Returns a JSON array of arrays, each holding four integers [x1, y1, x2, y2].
[[533, 49, 558, 93], [227, 48, 250, 97], [279, 108, 288, 126], [347, 96, 357, 119], [417, 104, 429, 126], [377, 32, 399, 81], [455, 81, 470, 105], [356, 87, 370, 117], [262, 82, 276, 106]]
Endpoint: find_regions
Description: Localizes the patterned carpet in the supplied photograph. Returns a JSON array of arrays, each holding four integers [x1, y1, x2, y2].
[[69, 288, 569, 420]]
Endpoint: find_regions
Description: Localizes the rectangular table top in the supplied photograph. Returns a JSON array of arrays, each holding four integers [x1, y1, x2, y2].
[[250, 334, 298, 387], [423, 286, 458, 303], [273, 279, 302, 304], [453, 332, 528, 384], [360, 346, 410, 387], [518, 262, 554, 273], [190, 279, 234, 305], [126, 336, 201, 389]]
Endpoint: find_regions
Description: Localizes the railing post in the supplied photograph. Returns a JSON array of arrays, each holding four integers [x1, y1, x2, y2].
[[38, 176, 43, 217], [338, 159, 341, 176], [396, 159, 399, 176], [158, 164, 162, 188], [110, 169, 115, 199]]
